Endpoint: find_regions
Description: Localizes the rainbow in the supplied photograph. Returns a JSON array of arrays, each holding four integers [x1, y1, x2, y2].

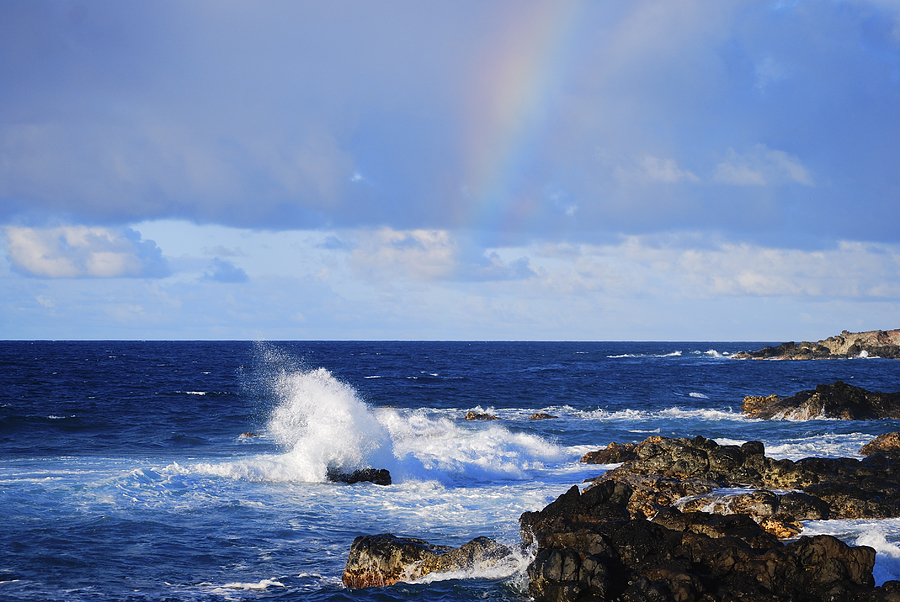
[[462, 2, 583, 241]]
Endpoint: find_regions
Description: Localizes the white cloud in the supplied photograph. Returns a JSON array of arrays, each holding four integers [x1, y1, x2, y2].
[[346, 228, 537, 285], [714, 144, 814, 186], [522, 236, 900, 300], [638, 155, 701, 183], [4, 226, 169, 278], [348, 228, 458, 283], [614, 155, 701, 185]]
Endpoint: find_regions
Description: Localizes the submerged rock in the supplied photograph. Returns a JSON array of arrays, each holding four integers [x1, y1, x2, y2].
[[342, 533, 511, 588], [465, 411, 499, 420], [326, 467, 392, 486], [529, 412, 558, 420], [742, 381, 900, 420]]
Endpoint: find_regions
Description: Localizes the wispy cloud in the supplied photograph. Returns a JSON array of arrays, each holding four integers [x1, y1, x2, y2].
[[714, 144, 813, 186]]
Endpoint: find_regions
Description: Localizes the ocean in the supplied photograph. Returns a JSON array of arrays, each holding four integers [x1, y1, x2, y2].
[[2, 340, 900, 601]]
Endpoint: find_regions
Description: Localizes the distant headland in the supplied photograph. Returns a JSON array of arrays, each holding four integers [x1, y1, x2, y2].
[[733, 328, 900, 360]]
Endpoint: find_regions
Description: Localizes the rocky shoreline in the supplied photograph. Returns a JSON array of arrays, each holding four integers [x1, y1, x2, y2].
[[741, 381, 900, 420], [342, 430, 900, 600], [733, 328, 900, 360]]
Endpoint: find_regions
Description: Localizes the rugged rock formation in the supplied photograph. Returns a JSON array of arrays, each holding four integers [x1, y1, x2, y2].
[[465, 411, 499, 420], [520, 482, 895, 602], [326, 467, 392, 486], [734, 328, 900, 360], [580, 441, 638, 464], [588, 435, 900, 529], [342, 433, 900, 597], [861, 432, 900, 459], [742, 381, 900, 420], [529, 412, 558, 420], [342, 533, 511, 588]]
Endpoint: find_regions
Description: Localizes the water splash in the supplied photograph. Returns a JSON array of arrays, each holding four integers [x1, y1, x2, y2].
[[214, 343, 565, 485]]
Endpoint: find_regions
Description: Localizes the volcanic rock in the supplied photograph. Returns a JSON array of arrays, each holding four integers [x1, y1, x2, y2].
[[521, 483, 885, 602], [588, 435, 900, 528], [733, 328, 900, 360], [326, 467, 392, 486], [342, 533, 511, 588], [465, 411, 499, 420], [861, 432, 900, 459], [580, 442, 638, 464], [742, 381, 900, 420]]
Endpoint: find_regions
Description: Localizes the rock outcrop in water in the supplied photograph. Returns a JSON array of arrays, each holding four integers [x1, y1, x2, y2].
[[520, 482, 898, 602], [742, 381, 900, 420], [580, 441, 638, 464], [733, 328, 900, 360], [465, 411, 499, 420], [341, 533, 511, 588], [861, 432, 900, 459], [326, 467, 392, 485], [342, 433, 900, 597], [584, 435, 900, 530]]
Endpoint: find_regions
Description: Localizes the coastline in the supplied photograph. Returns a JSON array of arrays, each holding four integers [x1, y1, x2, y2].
[[733, 329, 900, 360]]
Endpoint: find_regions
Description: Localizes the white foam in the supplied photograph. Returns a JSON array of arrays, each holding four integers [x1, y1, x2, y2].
[[689, 392, 710, 399], [765, 432, 872, 460], [265, 364, 396, 481], [223, 579, 285, 590], [378, 408, 566, 483], [412, 543, 534, 584], [579, 407, 744, 422], [191, 348, 566, 485], [607, 350, 684, 359]]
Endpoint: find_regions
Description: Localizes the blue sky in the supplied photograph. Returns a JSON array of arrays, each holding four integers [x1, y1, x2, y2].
[[2, 0, 899, 340]]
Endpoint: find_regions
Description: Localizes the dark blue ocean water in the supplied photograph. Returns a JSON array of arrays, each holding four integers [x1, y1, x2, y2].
[[2, 340, 899, 601]]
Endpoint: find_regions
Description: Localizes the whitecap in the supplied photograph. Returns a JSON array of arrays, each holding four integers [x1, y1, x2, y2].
[[223, 579, 285, 590]]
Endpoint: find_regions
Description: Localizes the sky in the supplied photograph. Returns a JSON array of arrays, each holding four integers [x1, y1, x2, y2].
[[2, 0, 900, 341]]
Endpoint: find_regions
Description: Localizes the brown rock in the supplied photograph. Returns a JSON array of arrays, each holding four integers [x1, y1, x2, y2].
[[733, 328, 900, 360], [861, 432, 900, 459], [521, 484, 884, 602], [342, 533, 510, 588], [580, 442, 638, 464], [465, 411, 498, 420], [742, 381, 900, 420], [529, 412, 558, 420]]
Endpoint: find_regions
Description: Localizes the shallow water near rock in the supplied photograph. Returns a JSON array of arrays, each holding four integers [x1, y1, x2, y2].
[[2, 340, 900, 600]]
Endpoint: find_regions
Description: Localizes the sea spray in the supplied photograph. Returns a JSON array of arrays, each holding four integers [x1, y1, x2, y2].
[[234, 344, 566, 485], [377, 408, 565, 484], [266, 365, 396, 481]]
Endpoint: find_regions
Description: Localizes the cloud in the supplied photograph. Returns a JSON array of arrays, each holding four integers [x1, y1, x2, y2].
[[0, 1, 898, 248], [348, 228, 457, 283], [201, 257, 249, 283], [713, 144, 814, 186], [347, 228, 536, 284], [616, 155, 701, 184], [4, 226, 169, 278], [522, 236, 900, 300]]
